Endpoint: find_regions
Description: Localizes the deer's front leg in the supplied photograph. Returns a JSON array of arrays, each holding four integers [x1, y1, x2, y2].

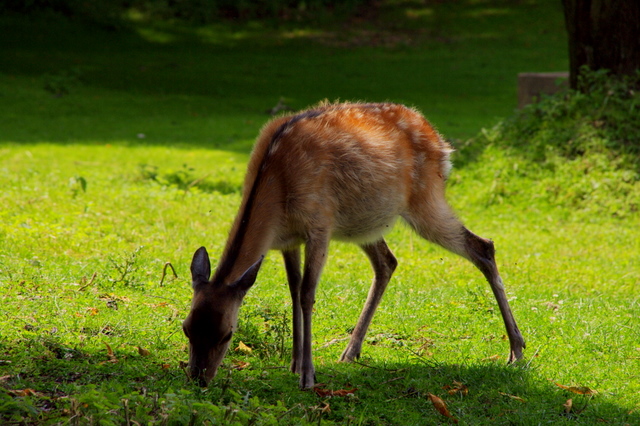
[[340, 239, 397, 362], [283, 248, 302, 374], [298, 235, 329, 389]]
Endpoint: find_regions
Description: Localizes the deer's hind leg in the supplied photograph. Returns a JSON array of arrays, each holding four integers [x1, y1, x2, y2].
[[402, 197, 525, 363], [340, 239, 398, 362]]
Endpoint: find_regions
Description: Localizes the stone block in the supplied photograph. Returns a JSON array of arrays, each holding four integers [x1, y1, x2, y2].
[[517, 72, 569, 108]]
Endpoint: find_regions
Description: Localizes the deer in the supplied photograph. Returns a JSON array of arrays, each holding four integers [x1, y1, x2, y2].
[[182, 101, 525, 389]]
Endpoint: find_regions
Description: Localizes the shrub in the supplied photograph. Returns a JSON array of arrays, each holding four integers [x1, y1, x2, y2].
[[461, 67, 640, 218]]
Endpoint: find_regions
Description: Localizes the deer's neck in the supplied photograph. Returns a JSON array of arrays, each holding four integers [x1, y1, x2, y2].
[[214, 174, 281, 285]]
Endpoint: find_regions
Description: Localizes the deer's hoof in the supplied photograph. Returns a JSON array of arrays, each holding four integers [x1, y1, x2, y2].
[[339, 346, 360, 362], [299, 370, 316, 390]]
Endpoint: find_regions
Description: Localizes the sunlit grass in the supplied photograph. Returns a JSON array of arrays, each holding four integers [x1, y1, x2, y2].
[[1, 140, 638, 424]]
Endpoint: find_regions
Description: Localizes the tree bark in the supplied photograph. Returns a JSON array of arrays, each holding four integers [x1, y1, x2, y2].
[[562, 0, 640, 89]]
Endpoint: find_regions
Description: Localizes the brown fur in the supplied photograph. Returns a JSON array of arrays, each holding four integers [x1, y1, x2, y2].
[[184, 102, 525, 389]]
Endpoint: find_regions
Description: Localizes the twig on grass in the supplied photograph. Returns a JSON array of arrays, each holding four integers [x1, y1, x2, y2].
[[159, 262, 178, 286], [186, 173, 212, 192], [351, 359, 404, 372], [78, 272, 98, 291], [385, 388, 420, 402], [381, 376, 405, 385]]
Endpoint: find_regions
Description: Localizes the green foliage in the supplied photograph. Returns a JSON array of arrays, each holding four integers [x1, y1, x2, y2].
[[459, 67, 640, 219], [237, 305, 292, 360], [2, 0, 374, 24], [501, 67, 640, 163], [42, 67, 84, 97], [2, 0, 128, 29], [107, 246, 145, 289], [138, 163, 242, 194]]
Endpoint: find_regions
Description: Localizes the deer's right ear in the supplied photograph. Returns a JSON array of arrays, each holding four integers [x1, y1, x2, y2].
[[191, 247, 211, 286]]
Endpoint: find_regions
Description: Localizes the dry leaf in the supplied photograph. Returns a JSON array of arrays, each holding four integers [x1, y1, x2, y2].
[[137, 346, 151, 356], [104, 342, 117, 362], [332, 388, 357, 397], [236, 341, 252, 354], [231, 360, 250, 370], [444, 381, 468, 396], [482, 354, 501, 362], [313, 387, 357, 398], [427, 393, 458, 423], [161, 363, 171, 370], [499, 391, 526, 403], [555, 383, 597, 395], [544, 302, 560, 311], [563, 398, 573, 413], [86, 307, 99, 316], [8, 388, 40, 397]]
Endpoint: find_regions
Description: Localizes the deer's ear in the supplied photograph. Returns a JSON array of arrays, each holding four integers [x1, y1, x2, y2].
[[233, 256, 263, 295], [191, 247, 211, 286]]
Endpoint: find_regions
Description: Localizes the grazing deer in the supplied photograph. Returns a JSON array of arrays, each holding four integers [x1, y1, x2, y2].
[[182, 102, 525, 389]]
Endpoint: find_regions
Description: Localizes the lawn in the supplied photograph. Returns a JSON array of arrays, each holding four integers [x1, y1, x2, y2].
[[1, 1, 639, 424]]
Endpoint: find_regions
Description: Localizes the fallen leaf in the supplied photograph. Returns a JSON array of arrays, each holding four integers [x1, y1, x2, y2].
[[161, 363, 171, 370], [444, 381, 468, 396], [332, 388, 358, 397], [427, 393, 458, 423], [137, 346, 151, 356], [544, 302, 560, 311], [563, 398, 573, 413], [231, 360, 250, 370], [313, 387, 357, 398], [236, 341, 252, 354], [86, 307, 99, 316], [499, 391, 526, 403], [482, 354, 501, 362], [104, 342, 117, 362], [555, 383, 598, 395], [8, 388, 43, 397]]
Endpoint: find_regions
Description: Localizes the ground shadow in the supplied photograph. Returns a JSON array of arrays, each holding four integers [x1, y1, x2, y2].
[[1, 1, 566, 148], [228, 357, 640, 425]]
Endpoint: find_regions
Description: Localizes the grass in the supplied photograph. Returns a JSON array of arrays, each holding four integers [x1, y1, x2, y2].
[[1, 1, 639, 424]]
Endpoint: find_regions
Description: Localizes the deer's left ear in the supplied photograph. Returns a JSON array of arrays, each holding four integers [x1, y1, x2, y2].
[[233, 256, 263, 294], [191, 247, 211, 286]]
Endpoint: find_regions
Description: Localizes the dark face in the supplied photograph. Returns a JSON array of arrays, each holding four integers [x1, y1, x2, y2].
[[182, 288, 241, 386], [184, 247, 262, 386]]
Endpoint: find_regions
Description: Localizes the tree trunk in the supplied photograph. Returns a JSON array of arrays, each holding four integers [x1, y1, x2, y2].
[[562, 0, 640, 89]]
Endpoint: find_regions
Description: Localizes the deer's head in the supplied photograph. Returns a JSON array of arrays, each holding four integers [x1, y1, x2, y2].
[[183, 247, 261, 387]]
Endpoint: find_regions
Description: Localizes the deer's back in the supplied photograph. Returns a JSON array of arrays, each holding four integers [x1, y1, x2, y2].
[[248, 102, 453, 245]]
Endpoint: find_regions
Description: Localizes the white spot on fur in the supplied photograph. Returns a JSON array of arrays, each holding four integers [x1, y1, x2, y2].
[[441, 148, 453, 180]]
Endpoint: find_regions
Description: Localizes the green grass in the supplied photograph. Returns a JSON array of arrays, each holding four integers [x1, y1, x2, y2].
[[2, 1, 639, 424]]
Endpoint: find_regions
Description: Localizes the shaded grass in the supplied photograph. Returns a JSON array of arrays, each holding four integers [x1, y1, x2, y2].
[[1, 0, 567, 145]]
